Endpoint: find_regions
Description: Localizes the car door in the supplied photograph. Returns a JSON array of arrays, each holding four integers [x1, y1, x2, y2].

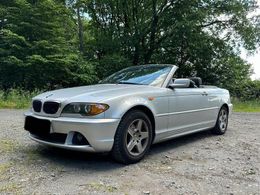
[[166, 87, 211, 136]]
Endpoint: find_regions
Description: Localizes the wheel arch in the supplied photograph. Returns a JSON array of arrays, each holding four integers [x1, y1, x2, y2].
[[221, 103, 229, 114], [120, 105, 156, 142]]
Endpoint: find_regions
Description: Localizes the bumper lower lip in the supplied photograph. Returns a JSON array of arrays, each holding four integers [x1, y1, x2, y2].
[[24, 111, 120, 152], [29, 133, 96, 152]]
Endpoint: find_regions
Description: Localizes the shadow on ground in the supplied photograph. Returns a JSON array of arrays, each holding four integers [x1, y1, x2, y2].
[[150, 130, 214, 155], [26, 130, 214, 171]]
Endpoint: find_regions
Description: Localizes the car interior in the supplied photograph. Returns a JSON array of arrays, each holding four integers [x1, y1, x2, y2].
[[189, 77, 202, 88]]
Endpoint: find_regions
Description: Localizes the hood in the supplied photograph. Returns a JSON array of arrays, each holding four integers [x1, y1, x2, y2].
[[33, 84, 158, 103]]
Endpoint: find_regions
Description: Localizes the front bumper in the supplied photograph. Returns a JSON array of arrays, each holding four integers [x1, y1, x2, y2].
[[24, 111, 120, 152], [228, 103, 233, 115]]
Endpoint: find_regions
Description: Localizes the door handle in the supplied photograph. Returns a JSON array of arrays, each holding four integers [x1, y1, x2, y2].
[[202, 91, 208, 96]]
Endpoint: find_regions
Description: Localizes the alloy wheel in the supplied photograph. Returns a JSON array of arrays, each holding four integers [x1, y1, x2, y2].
[[126, 119, 149, 156], [218, 109, 228, 131]]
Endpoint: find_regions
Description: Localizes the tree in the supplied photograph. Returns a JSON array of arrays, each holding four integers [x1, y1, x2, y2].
[[82, 0, 259, 82], [0, 0, 96, 90], [0, 0, 259, 92]]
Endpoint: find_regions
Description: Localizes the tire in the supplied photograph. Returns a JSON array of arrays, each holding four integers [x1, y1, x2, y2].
[[111, 110, 153, 164], [211, 106, 229, 135]]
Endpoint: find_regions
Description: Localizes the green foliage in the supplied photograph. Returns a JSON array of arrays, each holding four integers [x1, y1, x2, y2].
[[232, 98, 260, 112], [96, 54, 132, 78], [83, 0, 259, 84], [0, 0, 97, 90], [230, 80, 260, 100], [0, 0, 260, 101], [0, 88, 41, 109]]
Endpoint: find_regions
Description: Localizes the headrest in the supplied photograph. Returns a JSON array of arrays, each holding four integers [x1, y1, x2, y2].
[[190, 77, 202, 87]]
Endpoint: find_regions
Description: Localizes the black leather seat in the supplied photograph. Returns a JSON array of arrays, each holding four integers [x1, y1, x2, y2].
[[190, 77, 202, 88]]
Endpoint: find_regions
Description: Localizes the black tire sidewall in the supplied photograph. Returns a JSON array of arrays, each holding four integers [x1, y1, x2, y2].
[[113, 110, 153, 163], [214, 106, 229, 134]]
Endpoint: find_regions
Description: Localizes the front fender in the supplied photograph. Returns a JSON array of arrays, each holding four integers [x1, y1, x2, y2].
[[104, 96, 157, 119]]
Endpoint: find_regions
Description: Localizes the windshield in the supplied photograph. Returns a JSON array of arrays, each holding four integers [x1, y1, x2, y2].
[[100, 65, 172, 87]]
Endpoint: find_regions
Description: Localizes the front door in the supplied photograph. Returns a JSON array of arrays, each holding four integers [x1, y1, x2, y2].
[[167, 87, 211, 136]]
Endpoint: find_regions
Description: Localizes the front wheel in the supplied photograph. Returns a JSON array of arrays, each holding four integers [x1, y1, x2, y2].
[[111, 110, 153, 164], [211, 106, 229, 135]]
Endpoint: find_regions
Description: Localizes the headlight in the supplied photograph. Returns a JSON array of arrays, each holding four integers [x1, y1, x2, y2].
[[62, 103, 109, 116]]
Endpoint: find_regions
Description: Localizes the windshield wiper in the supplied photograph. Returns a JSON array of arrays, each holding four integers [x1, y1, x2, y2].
[[117, 81, 145, 85]]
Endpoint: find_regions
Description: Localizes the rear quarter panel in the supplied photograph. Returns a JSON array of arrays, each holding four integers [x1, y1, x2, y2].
[[206, 88, 232, 116]]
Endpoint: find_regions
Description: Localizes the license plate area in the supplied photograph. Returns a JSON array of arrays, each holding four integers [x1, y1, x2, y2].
[[24, 116, 51, 136]]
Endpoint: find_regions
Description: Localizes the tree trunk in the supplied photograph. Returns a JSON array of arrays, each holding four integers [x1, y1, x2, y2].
[[144, 0, 158, 63], [77, 7, 83, 52], [133, 43, 140, 65]]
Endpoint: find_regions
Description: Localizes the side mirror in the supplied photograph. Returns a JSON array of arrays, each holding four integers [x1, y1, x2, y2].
[[169, 78, 190, 89]]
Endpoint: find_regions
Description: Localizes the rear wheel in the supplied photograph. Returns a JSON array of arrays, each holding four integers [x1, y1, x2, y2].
[[111, 110, 153, 164], [211, 106, 229, 135]]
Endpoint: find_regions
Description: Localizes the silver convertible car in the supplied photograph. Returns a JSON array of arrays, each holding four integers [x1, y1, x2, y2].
[[24, 64, 232, 164]]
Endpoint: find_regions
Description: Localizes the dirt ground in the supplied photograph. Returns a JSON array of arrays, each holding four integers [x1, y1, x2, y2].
[[0, 109, 259, 195]]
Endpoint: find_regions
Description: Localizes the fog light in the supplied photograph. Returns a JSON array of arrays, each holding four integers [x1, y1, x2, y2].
[[76, 133, 83, 142], [72, 132, 89, 145]]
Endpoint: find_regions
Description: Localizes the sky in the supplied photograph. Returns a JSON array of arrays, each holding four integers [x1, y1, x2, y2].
[[241, 49, 260, 80], [241, 0, 260, 80]]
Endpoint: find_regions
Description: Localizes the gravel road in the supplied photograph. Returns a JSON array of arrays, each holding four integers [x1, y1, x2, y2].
[[0, 110, 259, 195]]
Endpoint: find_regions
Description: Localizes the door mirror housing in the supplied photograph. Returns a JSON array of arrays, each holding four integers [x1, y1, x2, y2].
[[169, 79, 190, 89]]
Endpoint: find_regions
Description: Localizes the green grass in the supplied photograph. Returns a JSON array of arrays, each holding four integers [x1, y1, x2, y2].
[[232, 98, 260, 112], [0, 89, 259, 112], [0, 89, 41, 109]]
